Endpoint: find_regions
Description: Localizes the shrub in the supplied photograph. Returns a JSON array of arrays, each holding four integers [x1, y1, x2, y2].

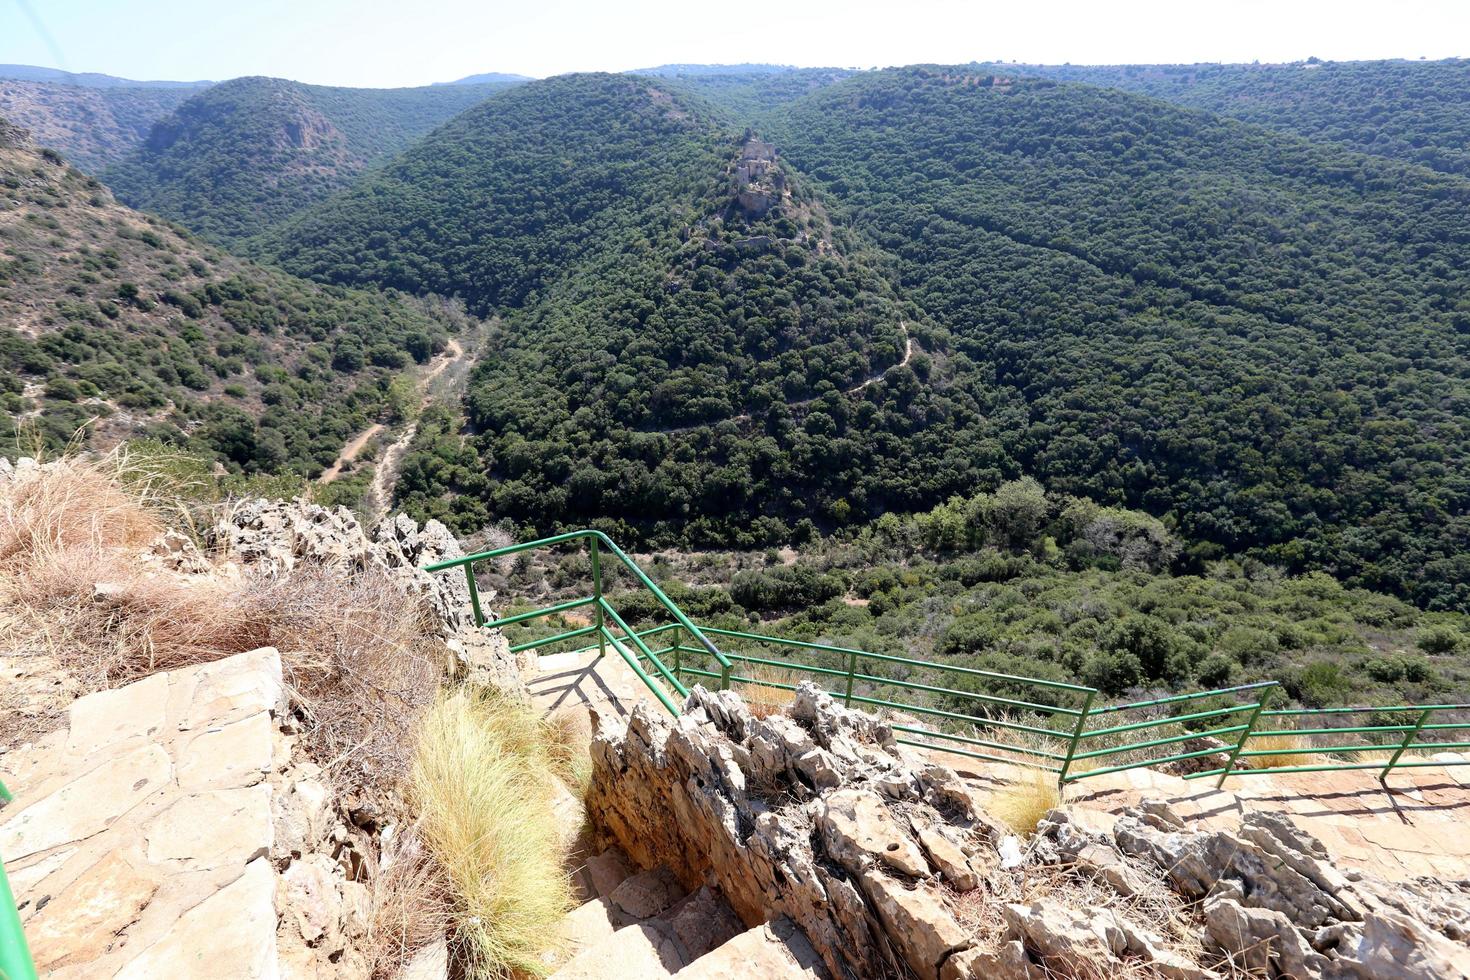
[[1415, 624, 1464, 654]]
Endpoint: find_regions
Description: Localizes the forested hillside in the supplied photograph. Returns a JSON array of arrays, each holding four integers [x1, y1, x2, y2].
[[255, 68, 1470, 612], [256, 73, 728, 308], [263, 75, 1000, 544], [763, 67, 1470, 611], [0, 117, 470, 474], [987, 59, 1470, 178], [102, 76, 520, 243], [638, 64, 858, 119], [0, 78, 202, 172]]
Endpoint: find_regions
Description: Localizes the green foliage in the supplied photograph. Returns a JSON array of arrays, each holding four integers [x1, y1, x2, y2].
[[991, 59, 1470, 177], [764, 68, 1470, 611], [0, 131, 469, 475], [102, 76, 520, 243]]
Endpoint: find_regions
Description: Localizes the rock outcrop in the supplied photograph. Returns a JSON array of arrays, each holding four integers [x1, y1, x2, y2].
[[586, 682, 1470, 980], [213, 498, 469, 636], [587, 683, 1000, 979], [0, 648, 378, 977]]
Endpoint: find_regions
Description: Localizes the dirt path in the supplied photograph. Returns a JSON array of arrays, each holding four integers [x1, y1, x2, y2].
[[317, 336, 471, 488], [651, 321, 913, 436]]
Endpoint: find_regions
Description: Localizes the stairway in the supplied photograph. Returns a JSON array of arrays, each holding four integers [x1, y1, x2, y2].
[[546, 846, 827, 979]]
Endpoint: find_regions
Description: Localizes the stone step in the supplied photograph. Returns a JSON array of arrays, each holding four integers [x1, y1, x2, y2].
[[676, 917, 828, 979], [541, 895, 630, 972], [570, 846, 635, 903], [548, 920, 688, 980]]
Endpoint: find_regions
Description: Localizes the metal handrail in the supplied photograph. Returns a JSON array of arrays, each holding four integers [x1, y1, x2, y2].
[[0, 780, 38, 980], [424, 528, 733, 692], [425, 533, 1470, 791]]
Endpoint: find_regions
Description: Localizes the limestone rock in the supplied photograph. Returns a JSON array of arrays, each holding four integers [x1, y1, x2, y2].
[[1205, 895, 1327, 978], [395, 936, 448, 980], [609, 867, 687, 919], [860, 869, 970, 980], [1003, 899, 1127, 969], [113, 857, 280, 979], [941, 941, 1043, 980], [0, 742, 171, 860], [26, 849, 159, 971], [816, 788, 930, 878]]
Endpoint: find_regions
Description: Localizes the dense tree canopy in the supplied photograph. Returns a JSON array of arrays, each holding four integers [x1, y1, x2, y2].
[[102, 76, 519, 243], [763, 68, 1470, 610], [986, 59, 1470, 178]]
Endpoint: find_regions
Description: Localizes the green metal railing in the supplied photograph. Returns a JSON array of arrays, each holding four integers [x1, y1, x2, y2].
[[1, 779, 38, 980], [426, 532, 1470, 793], [424, 529, 734, 714]]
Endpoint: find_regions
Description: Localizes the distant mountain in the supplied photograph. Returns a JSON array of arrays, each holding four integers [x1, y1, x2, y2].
[[0, 64, 211, 88], [633, 63, 805, 76], [634, 65, 858, 120], [0, 116, 470, 474], [0, 79, 201, 172], [436, 72, 533, 85], [102, 76, 520, 243], [982, 58, 1470, 177]]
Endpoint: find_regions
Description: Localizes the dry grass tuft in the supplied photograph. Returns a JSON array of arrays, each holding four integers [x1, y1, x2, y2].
[[412, 688, 576, 979], [365, 832, 452, 980], [738, 662, 800, 719], [985, 764, 1062, 835], [1242, 725, 1314, 771]]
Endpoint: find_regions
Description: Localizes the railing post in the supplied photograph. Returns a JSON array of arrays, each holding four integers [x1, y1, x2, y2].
[[671, 625, 682, 682], [719, 660, 730, 691], [1056, 690, 1095, 789], [463, 563, 485, 628], [1381, 707, 1432, 786], [589, 539, 606, 661], [843, 649, 858, 706], [1216, 687, 1273, 789]]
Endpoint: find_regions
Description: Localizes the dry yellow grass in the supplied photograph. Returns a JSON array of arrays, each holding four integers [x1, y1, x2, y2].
[[412, 688, 576, 979], [1242, 726, 1315, 771], [365, 832, 451, 980], [0, 448, 169, 567], [738, 662, 800, 719], [985, 764, 1062, 835], [0, 449, 443, 795]]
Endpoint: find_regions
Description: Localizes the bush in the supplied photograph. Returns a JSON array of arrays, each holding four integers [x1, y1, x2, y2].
[[730, 564, 844, 612], [1415, 624, 1464, 654]]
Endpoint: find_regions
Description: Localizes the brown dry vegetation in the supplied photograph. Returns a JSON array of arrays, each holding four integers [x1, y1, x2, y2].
[[0, 452, 443, 800], [1, 450, 590, 978]]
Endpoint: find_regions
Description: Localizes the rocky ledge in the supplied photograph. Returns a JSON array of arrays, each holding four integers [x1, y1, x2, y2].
[[0, 647, 377, 977], [587, 683, 1470, 980]]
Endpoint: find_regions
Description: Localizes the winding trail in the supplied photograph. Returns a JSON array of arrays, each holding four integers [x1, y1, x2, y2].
[[650, 321, 913, 436], [317, 337, 473, 511]]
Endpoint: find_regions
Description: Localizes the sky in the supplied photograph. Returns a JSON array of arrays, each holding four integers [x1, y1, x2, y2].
[[2, 0, 1467, 88]]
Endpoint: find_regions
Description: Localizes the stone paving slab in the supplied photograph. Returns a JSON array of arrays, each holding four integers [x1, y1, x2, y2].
[[0, 647, 287, 976]]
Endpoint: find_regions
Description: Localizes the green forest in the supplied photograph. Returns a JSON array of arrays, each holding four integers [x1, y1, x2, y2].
[[102, 76, 519, 243], [987, 58, 1470, 178], [0, 122, 468, 472]]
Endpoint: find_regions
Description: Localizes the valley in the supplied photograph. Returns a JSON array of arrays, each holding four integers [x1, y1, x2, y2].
[[1, 33, 1469, 980]]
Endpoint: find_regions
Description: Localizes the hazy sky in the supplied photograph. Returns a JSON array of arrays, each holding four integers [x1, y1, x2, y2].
[[3, 0, 1467, 87]]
